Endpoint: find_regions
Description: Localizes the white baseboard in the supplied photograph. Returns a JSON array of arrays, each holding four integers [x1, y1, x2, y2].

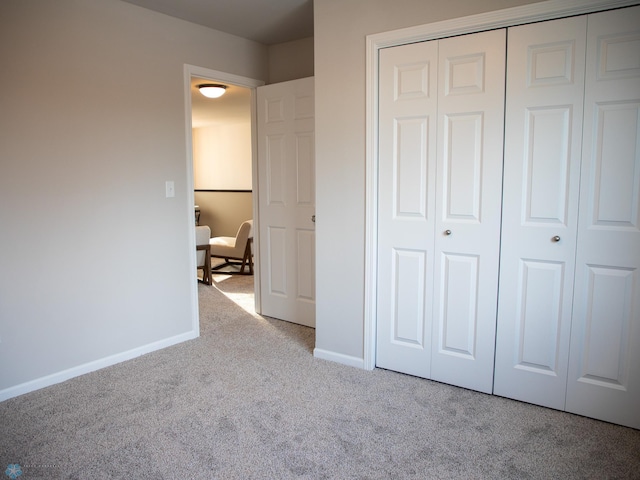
[[0, 330, 199, 402], [313, 348, 369, 370]]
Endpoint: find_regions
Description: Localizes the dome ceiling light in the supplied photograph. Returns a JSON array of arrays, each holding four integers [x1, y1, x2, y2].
[[198, 84, 227, 98]]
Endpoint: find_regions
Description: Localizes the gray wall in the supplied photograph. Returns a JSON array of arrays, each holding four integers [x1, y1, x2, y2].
[[194, 192, 253, 238], [268, 37, 314, 84], [0, 0, 267, 397]]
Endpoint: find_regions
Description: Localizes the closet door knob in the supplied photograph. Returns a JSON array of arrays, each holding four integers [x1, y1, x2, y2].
[[552, 235, 561, 242], [444, 230, 452, 236], [311, 215, 316, 223]]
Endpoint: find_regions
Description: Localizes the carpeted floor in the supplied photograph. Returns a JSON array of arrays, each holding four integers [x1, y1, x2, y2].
[[1, 273, 639, 479]]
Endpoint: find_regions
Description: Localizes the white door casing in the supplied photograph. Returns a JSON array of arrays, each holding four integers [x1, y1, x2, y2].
[[566, 5, 640, 429], [493, 16, 587, 409], [376, 30, 505, 393], [257, 77, 316, 328]]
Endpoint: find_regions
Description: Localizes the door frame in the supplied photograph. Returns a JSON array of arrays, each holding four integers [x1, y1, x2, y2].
[[363, 0, 638, 370], [184, 64, 265, 330]]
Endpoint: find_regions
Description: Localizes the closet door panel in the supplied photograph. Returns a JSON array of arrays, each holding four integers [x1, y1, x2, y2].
[[431, 29, 506, 394], [525, 107, 574, 223], [516, 260, 566, 371], [590, 102, 640, 226], [442, 113, 483, 220], [376, 41, 438, 378], [494, 16, 587, 408], [566, 5, 640, 430], [437, 253, 480, 357]]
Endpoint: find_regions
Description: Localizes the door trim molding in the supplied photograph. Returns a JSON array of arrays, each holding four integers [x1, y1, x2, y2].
[[363, 0, 638, 370], [183, 65, 264, 327]]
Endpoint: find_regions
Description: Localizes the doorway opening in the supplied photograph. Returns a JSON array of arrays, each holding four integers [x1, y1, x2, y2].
[[184, 65, 264, 329]]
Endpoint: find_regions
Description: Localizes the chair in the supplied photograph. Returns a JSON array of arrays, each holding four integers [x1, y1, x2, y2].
[[209, 220, 253, 275], [195, 225, 212, 285]]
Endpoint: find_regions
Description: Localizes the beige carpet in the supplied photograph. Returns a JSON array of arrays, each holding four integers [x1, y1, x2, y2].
[[1, 274, 639, 479]]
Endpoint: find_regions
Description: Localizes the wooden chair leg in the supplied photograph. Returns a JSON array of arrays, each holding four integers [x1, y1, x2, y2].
[[203, 246, 211, 285], [210, 240, 253, 275], [197, 244, 212, 285], [240, 239, 253, 275]]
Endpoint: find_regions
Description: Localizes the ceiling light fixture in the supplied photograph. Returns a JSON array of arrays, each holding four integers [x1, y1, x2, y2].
[[198, 84, 227, 98]]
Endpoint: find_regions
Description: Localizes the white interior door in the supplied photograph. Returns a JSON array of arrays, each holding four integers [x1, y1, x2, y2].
[[376, 30, 505, 393], [430, 30, 506, 394], [566, 5, 640, 430], [257, 77, 315, 328], [494, 16, 587, 409]]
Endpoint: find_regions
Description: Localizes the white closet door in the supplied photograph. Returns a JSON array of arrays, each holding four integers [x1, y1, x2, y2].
[[430, 29, 506, 394], [566, 5, 640, 430], [377, 30, 505, 393], [376, 41, 438, 378], [494, 17, 587, 409]]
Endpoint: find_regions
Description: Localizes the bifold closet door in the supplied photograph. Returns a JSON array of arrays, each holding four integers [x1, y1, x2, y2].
[[376, 40, 438, 379], [493, 16, 587, 409], [377, 30, 505, 393], [494, 5, 640, 429], [430, 30, 505, 394], [566, 5, 640, 430]]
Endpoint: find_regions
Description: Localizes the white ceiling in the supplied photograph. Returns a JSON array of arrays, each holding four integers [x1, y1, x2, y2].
[[121, 0, 314, 45]]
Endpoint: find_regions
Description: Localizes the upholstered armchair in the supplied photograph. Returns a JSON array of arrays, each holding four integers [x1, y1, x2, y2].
[[209, 220, 253, 275]]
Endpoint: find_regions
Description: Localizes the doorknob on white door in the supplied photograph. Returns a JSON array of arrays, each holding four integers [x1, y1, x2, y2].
[[552, 235, 561, 242], [444, 229, 452, 236]]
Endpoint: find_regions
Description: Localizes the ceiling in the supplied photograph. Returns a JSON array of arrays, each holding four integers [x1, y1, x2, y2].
[[122, 0, 314, 45]]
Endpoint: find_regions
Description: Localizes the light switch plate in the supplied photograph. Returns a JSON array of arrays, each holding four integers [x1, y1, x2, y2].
[[165, 181, 175, 198]]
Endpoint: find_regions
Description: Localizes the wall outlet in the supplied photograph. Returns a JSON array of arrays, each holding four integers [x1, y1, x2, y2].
[[165, 181, 175, 198]]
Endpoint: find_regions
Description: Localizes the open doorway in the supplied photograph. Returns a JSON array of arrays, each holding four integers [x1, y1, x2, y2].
[[184, 65, 264, 320]]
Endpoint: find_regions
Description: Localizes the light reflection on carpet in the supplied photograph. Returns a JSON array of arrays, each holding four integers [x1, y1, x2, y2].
[[211, 274, 259, 318]]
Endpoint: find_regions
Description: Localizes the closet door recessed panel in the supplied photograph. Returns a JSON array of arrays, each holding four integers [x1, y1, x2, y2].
[[524, 106, 573, 225], [590, 101, 640, 228], [442, 113, 483, 221], [515, 259, 566, 375], [437, 253, 480, 359]]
